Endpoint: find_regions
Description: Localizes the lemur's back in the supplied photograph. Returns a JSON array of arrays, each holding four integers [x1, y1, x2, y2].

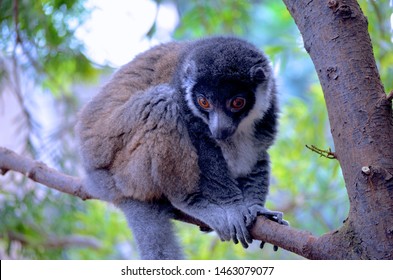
[[76, 41, 199, 203], [76, 42, 186, 170]]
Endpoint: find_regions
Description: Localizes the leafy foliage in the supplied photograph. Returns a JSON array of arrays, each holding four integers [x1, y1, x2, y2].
[[358, 0, 393, 92], [0, 0, 105, 259], [0, 0, 392, 259], [0, 0, 99, 94], [174, 0, 251, 38]]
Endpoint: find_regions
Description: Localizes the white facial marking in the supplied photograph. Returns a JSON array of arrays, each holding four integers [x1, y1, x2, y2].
[[208, 111, 219, 135], [237, 78, 273, 135], [219, 76, 274, 178], [182, 60, 209, 124]]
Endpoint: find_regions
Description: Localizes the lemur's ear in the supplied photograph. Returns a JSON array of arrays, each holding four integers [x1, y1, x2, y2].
[[250, 65, 267, 83], [181, 59, 197, 89]]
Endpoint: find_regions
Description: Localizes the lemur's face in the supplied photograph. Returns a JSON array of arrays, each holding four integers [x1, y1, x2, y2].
[[187, 79, 257, 140], [182, 62, 271, 141]]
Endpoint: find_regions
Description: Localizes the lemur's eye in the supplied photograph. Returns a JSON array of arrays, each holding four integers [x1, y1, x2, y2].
[[197, 96, 211, 110], [230, 97, 246, 111]]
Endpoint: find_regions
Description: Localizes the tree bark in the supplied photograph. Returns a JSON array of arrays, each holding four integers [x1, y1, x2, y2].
[[282, 0, 393, 259]]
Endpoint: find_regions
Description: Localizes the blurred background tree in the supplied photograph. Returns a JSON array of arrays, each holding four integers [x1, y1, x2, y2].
[[0, 0, 392, 259]]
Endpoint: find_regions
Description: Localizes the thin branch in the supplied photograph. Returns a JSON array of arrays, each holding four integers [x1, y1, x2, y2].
[[10, 1, 35, 150], [2, 231, 102, 250], [11, 0, 69, 95], [0, 147, 92, 200], [0, 146, 322, 259], [305, 144, 337, 159], [13, 0, 21, 44]]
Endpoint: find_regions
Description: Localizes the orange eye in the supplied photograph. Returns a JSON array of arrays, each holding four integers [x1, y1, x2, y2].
[[231, 97, 246, 111], [197, 96, 211, 110]]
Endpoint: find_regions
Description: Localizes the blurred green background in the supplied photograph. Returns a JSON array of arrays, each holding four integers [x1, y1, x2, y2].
[[0, 0, 392, 259]]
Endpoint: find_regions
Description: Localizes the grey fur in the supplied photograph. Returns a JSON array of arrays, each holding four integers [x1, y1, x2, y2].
[[76, 36, 287, 260], [117, 198, 183, 260]]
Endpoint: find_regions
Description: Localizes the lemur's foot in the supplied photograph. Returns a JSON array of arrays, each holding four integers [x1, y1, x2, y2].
[[248, 206, 289, 252], [260, 241, 279, 251], [252, 206, 289, 226]]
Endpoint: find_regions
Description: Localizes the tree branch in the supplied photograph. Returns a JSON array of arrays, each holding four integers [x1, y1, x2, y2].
[[0, 146, 92, 200], [0, 146, 322, 258], [2, 231, 102, 250], [282, 0, 393, 259]]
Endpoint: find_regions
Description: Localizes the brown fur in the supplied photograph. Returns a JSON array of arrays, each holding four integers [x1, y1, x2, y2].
[[76, 42, 199, 203]]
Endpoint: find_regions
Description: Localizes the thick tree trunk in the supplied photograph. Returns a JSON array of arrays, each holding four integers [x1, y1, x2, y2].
[[282, 0, 393, 259]]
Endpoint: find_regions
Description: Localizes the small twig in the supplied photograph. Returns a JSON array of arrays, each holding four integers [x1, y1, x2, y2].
[[305, 144, 337, 159]]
